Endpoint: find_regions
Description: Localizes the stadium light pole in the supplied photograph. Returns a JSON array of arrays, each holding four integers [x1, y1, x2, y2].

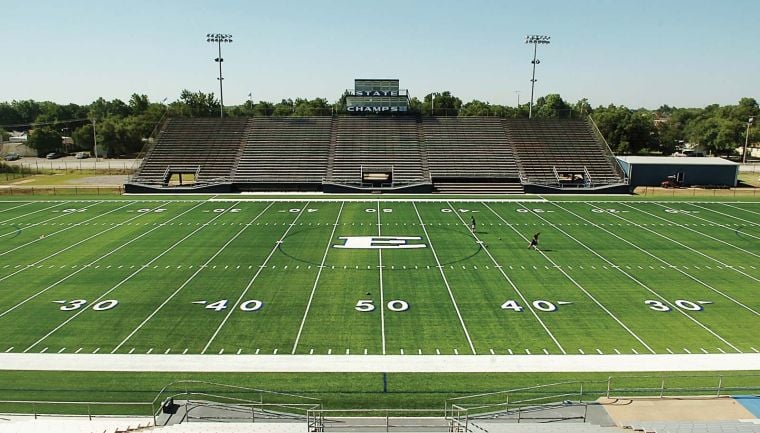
[[743, 117, 754, 163], [206, 33, 233, 118], [525, 34, 550, 119]]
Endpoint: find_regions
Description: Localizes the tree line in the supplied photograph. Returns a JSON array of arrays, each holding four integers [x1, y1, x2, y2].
[[0, 90, 756, 158]]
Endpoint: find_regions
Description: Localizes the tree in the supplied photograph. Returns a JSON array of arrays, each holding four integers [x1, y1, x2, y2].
[[27, 127, 62, 156], [423, 91, 462, 116], [689, 117, 743, 157], [71, 123, 94, 151], [459, 100, 493, 116], [532, 94, 571, 118], [175, 90, 221, 117], [129, 94, 150, 115]]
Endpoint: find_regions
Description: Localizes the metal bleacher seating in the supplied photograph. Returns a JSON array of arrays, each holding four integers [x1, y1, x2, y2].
[[504, 118, 626, 189], [233, 117, 332, 184], [326, 116, 428, 187], [132, 118, 249, 185], [422, 117, 523, 194]]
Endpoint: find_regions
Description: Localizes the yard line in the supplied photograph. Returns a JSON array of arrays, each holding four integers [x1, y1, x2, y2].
[[721, 203, 760, 217], [412, 203, 477, 355], [0, 201, 180, 319], [0, 201, 33, 214], [689, 203, 760, 228], [0, 202, 64, 226], [654, 204, 760, 242], [618, 203, 760, 284], [291, 202, 345, 354], [0, 201, 100, 244], [112, 201, 270, 353], [445, 202, 565, 355], [541, 203, 741, 353], [579, 203, 760, 316], [377, 201, 386, 355], [202, 202, 311, 354], [483, 203, 655, 353], [0, 202, 136, 283], [21, 201, 220, 352]]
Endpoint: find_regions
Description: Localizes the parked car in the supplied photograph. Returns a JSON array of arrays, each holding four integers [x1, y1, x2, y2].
[[75, 151, 90, 159], [45, 152, 63, 159], [3, 153, 20, 161]]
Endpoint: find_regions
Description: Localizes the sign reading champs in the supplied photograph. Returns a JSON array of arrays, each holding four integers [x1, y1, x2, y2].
[[346, 79, 410, 113]]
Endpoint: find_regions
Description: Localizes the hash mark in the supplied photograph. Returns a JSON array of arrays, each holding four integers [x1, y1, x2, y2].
[[578, 349, 584, 354], [58, 348, 66, 353]]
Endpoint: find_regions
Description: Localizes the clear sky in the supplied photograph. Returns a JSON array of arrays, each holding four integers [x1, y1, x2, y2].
[[2, 0, 758, 109]]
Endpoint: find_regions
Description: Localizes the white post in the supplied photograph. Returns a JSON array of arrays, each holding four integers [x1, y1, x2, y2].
[[92, 119, 98, 162]]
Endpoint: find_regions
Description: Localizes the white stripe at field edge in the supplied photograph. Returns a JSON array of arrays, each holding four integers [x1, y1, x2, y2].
[[446, 202, 566, 355], [412, 202, 476, 355], [209, 197, 548, 203], [482, 202, 656, 353], [112, 201, 268, 353], [291, 202, 345, 354], [583, 202, 760, 316], [201, 202, 311, 354], [0, 353, 757, 373]]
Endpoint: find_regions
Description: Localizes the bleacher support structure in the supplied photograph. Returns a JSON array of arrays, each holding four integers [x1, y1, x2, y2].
[[125, 116, 629, 194]]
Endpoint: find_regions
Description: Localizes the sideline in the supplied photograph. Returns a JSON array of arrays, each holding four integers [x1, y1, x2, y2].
[[0, 353, 757, 373]]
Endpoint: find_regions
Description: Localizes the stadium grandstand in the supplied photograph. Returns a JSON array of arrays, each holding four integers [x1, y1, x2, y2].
[[126, 79, 629, 194]]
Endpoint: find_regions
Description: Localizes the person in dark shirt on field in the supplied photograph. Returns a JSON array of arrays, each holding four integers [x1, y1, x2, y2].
[[528, 232, 540, 250], [470, 216, 476, 233]]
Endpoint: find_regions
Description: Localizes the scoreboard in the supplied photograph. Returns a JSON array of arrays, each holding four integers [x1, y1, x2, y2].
[[346, 79, 409, 113]]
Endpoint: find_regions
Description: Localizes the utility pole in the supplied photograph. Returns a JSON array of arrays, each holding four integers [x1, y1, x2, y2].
[[206, 33, 233, 118], [743, 117, 755, 163], [525, 35, 550, 119], [515, 90, 521, 108]]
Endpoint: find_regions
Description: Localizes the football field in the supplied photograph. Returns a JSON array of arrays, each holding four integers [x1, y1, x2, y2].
[[0, 197, 758, 360]]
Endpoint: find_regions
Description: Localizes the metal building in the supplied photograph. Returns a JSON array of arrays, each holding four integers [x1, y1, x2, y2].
[[617, 156, 739, 187]]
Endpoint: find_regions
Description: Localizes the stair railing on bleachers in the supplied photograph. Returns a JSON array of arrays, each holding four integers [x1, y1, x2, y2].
[[587, 116, 629, 184]]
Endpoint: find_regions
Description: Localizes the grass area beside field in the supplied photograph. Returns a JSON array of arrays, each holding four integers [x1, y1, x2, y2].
[[0, 370, 758, 415], [0, 172, 126, 186]]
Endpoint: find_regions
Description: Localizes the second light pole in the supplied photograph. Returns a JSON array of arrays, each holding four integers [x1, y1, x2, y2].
[[525, 34, 550, 119], [207, 33, 233, 118]]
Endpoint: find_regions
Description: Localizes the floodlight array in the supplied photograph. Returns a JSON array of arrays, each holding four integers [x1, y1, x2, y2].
[[525, 35, 550, 44], [206, 33, 233, 43]]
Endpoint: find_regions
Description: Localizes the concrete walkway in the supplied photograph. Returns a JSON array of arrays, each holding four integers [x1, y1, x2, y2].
[[0, 353, 757, 373]]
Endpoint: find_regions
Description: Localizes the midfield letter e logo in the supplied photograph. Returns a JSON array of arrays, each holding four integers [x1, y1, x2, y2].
[[333, 236, 427, 249]]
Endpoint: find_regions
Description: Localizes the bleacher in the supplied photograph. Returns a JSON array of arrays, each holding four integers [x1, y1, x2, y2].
[[132, 118, 249, 185], [326, 116, 428, 187], [504, 118, 626, 189], [422, 117, 523, 193], [233, 117, 332, 185], [127, 115, 629, 194]]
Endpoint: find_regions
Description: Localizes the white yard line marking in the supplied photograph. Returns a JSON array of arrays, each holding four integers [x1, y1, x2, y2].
[[412, 202, 477, 355], [690, 203, 760, 228], [377, 201, 387, 355], [112, 201, 269, 353], [722, 203, 760, 217], [202, 203, 311, 354], [0, 201, 105, 254], [292, 203, 344, 354], [21, 202, 225, 353], [447, 202, 566, 354], [549, 202, 741, 353], [0, 201, 181, 319], [618, 203, 760, 283], [576, 203, 760, 316], [0, 201, 34, 215], [0, 202, 138, 284], [0, 202, 65, 227], [486, 203, 654, 353]]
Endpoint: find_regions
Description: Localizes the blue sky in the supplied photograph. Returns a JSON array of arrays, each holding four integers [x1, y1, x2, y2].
[[2, 0, 758, 108]]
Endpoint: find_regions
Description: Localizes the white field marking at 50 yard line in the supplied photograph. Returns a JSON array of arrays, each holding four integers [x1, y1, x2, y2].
[[2, 353, 758, 373], [0, 201, 65, 225], [201, 202, 312, 354], [443, 201, 566, 355], [580, 202, 760, 317], [291, 202, 345, 354], [0, 201, 138, 284], [0, 201, 179, 320], [411, 203, 477, 354], [532, 202, 742, 353], [630, 203, 760, 260], [482, 202, 656, 353], [377, 201, 387, 355], [112, 201, 272, 353], [0, 201, 99, 242], [689, 202, 760, 228], [21, 201, 231, 352]]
